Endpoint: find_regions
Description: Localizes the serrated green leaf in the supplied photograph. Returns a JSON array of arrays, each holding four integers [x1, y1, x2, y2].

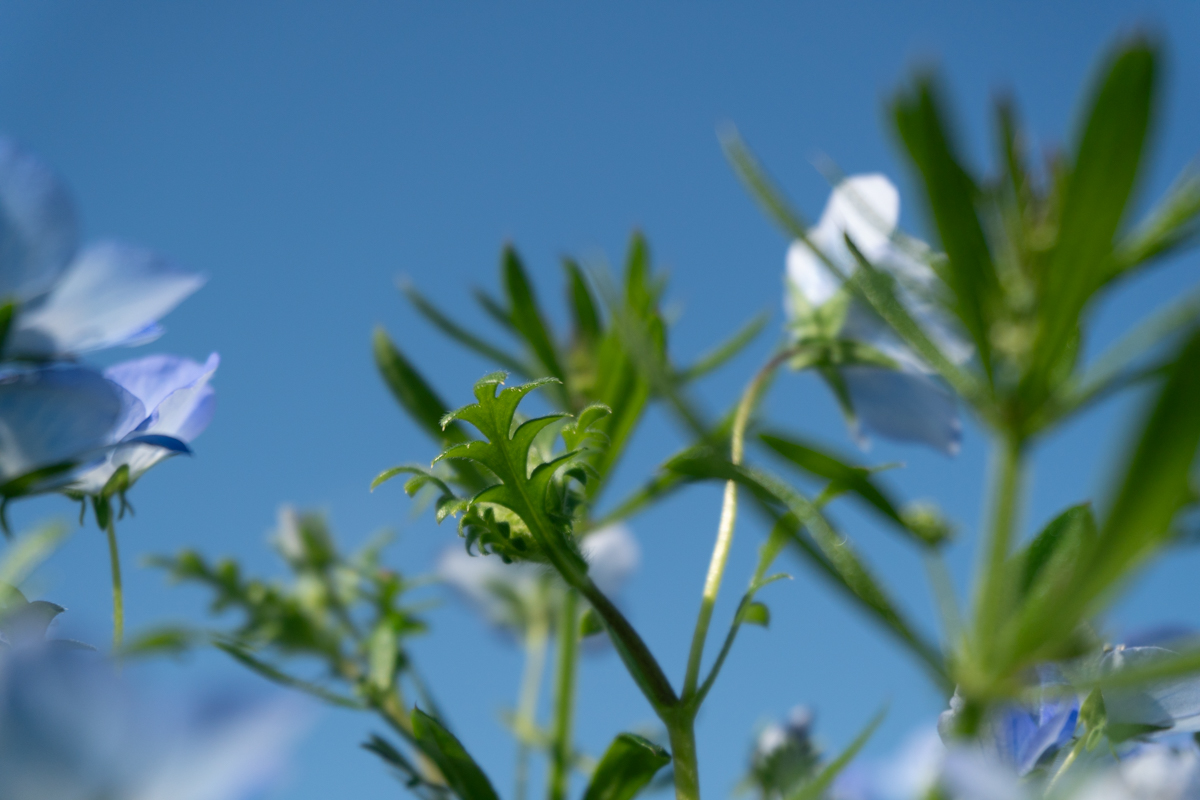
[[583, 733, 672, 800], [412, 707, 500, 800], [892, 76, 998, 380]]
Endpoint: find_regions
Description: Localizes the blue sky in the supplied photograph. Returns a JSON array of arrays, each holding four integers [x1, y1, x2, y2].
[[2, 2, 1199, 798]]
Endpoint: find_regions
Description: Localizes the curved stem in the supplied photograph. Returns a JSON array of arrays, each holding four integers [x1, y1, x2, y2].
[[104, 519, 124, 652], [548, 590, 580, 800], [515, 605, 550, 800], [682, 349, 793, 699]]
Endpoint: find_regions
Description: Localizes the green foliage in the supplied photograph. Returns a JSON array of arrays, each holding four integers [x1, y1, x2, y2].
[[412, 708, 501, 800], [583, 733, 672, 800]]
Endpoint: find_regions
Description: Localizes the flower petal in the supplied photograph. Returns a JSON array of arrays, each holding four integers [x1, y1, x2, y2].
[[10, 242, 205, 357], [841, 366, 962, 455], [0, 366, 142, 483], [581, 523, 639, 596], [1103, 647, 1200, 734], [0, 138, 78, 302]]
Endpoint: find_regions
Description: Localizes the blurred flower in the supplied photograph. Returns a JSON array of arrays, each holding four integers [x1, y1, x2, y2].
[[0, 590, 91, 651], [69, 353, 218, 495], [0, 646, 304, 800], [785, 174, 971, 455], [0, 364, 188, 494], [1081, 739, 1200, 800], [833, 727, 945, 800], [747, 706, 819, 798], [438, 523, 639, 635], [1101, 646, 1200, 737], [0, 137, 204, 360], [939, 681, 1079, 777]]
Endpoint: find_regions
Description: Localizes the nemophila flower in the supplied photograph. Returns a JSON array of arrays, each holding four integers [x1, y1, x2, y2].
[[833, 727, 945, 800], [0, 137, 204, 360], [0, 364, 186, 494], [939, 682, 1080, 777], [70, 352, 218, 495], [1100, 646, 1200, 737], [438, 523, 639, 635], [785, 174, 972, 455], [0, 646, 304, 800], [0, 590, 91, 651]]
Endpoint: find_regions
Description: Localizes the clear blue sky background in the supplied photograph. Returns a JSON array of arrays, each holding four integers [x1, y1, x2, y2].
[[2, 2, 1199, 798]]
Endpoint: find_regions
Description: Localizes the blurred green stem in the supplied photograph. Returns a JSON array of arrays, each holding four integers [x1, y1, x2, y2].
[[516, 604, 550, 800], [548, 589, 579, 800], [974, 432, 1025, 671], [665, 715, 701, 800], [682, 348, 793, 699], [104, 519, 124, 651]]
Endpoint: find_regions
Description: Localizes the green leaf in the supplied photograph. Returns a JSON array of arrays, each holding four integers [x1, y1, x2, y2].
[[1015, 326, 1200, 662], [742, 602, 770, 628], [369, 621, 399, 691], [579, 607, 604, 638], [666, 450, 947, 687], [893, 75, 998, 380], [565, 258, 603, 343], [676, 312, 769, 384], [214, 640, 366, 709], [118, 625, 202, 658], [1113, 168, 1200, 273], [374, 327, 469, 444], [785, 708, 885, 800], [758, 431, 913, 539], [401, 280, 530, 375], [583, 733, 672, 800], [1028, 39, 1158, 395], [0, 300, 14, 357], [412, 707, 501, 800], [503, 246, 565, 383], [1017, 504, 1095, 601]]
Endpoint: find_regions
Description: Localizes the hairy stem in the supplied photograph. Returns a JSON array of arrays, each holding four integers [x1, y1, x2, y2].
[[515, 605, 550, 800], [682, 350, 792, 699], [548, 590, 580, 800], [105, 519, 124, 652]]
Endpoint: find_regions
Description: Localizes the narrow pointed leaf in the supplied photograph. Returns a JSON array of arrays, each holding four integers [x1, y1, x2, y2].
[[503, 246, 565, 382], [412, 708, 500, 800]]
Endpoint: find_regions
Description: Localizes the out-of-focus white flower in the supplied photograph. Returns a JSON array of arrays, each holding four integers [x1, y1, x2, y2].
[[785, 174, 972, 455], [1100, 646, 1200, 736], [1074, 740, 1200, 800], [0, 646, 306, 800], [833, 727, 945, 800], [438, 523, 640, 636]]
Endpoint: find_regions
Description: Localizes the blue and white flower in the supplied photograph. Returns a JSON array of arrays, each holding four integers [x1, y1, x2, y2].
[[0, 137, 204, 360], [0, 645, 304, 800], [786, 174, 972, 455]]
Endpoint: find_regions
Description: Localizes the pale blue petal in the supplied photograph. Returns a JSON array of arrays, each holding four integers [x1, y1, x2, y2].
[[1103, 647, 1200, 733], [71, 354, 217, 491], [0, 366, 142, 483], [940, 749, 1028, 800], [1015, 700, 1077, 775], [9, 242, 205, 357], [105, 353, 218, 417], [0, 138, 78, 302], [841, 366, 962, 455]]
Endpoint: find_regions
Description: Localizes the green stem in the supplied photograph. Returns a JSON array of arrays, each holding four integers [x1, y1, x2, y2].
[[515, 604, 550, 800], [682, 350, 792, 699], [548, 589, 579, 800], [105, 519, 124, 651], [974, 432, 1024, 671], [665, 715, 701, 800]]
